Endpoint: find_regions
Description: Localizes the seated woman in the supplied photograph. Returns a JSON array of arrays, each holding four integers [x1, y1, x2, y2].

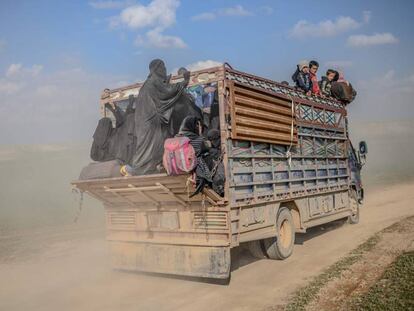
[[206, 129, 225, 197], [177, 116, 212, 197]]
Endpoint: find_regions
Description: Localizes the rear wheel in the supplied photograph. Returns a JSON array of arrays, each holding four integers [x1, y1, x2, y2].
[[263, 207, 295, 260], [246, 240, 267, 259], [348, 190, 360, 224]]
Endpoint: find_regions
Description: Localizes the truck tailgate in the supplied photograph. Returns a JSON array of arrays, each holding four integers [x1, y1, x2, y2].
[[72, 173, 220, 208]]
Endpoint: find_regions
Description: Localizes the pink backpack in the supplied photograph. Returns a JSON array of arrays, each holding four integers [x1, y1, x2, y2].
[[163, 137, 197, 175]]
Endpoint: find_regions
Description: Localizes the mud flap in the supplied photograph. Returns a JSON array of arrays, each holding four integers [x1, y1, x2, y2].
[[109, 242, 231, 279]]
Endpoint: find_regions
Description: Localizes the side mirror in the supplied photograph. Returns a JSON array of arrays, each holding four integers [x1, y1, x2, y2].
[[359, 141, 368, 156]]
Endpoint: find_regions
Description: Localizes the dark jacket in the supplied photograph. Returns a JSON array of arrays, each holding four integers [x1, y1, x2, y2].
[[292, 68, 312, 92], [178, 116, 210, 156], [319, 76, 333, 96]]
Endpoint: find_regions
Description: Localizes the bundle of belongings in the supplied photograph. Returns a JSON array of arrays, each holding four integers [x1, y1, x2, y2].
[[164, 116, 224, 197], [81, 59, 224, 197], [330, 72, 357, 104]]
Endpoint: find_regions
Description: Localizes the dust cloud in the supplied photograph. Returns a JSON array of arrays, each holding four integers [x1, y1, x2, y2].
[[0, 120, 413, 310], [349, 120, 414, 188]]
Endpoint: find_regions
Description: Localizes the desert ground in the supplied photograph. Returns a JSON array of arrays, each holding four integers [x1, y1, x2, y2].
[[0, 120, 413, 311], [0, 181, 413, 311]]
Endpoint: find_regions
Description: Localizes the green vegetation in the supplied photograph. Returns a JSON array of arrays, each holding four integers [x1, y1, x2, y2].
[[347, 251, 414, 311], [285, 234, 381, 311], [284, 217, 414, 311]]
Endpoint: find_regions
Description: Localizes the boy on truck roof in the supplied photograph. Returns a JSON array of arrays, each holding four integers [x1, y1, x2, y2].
[[292, 60, 312, 96], [319, 69, 337, 97], [309, 60, 321, 96]]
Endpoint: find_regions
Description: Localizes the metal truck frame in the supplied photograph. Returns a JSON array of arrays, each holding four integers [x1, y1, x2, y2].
[[72, 64, 366, 281]]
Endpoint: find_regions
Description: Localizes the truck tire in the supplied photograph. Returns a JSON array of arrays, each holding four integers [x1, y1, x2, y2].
[[246, 240, 267, 259], [263, 207, 295, 260], [348, 190, 360, 224]]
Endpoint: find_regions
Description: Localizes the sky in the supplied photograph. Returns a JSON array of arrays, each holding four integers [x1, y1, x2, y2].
[[0, 0, 413, 145]]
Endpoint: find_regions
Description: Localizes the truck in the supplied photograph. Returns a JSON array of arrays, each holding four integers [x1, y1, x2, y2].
[[72, 64, 367, 281]]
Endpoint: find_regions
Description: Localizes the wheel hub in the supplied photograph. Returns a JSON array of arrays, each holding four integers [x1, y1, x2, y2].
[[279, 219, 292, 248]]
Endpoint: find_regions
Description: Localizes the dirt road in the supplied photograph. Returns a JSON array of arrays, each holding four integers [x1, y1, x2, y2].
[[1, 182, 413, 311]]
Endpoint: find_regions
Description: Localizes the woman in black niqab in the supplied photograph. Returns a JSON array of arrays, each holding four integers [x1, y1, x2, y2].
[[130, 59, 190, 175]]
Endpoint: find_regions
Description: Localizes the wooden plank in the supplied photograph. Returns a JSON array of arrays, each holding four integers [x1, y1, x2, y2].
[[85, 179, 185, 191], [127, 184, 161, 207], [234, 84, 292, 108], [72, 173, 187, 187], [235, 134, 295, 146], [202, 188, 223, 202], [235, 126, 296, 142], [235, 95, 292, 117], [155, 183, 188, 207], [221, 80, 232, 204], [235, 106, 293, 125], [103, 186, 141, 208], [296, 120, 345, 131], [235, 115, 295, 133]]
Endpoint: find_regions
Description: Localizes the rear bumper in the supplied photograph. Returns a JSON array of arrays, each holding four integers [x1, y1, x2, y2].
[[109, 241, 231, 279]]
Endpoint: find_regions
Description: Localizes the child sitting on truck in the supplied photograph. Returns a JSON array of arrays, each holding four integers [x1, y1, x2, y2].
[[309, 60, 321, 96], [319, 69, 338, 97], [292, 60, 312, 96]]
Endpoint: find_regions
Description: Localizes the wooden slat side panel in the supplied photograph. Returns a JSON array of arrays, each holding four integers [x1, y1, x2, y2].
[[236, 116, 296, 133], [235, 106, 293, 125], [230, 82, 297, 145], [235, 95, 292, 116]]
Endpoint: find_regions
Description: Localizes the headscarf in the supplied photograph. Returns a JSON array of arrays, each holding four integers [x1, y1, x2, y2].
[[298, 60, 309, 71], [207, 129, 220, 149], [148, 59, 167, 80], [178, 116, 201, 139]]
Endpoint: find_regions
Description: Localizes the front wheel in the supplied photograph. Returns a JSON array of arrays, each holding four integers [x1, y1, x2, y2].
[[263, 207, 295, 260]]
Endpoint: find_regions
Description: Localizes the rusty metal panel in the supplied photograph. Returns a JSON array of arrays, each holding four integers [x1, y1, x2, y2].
[[229, 82, 297, 145], [227, 133, 350, 207]]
